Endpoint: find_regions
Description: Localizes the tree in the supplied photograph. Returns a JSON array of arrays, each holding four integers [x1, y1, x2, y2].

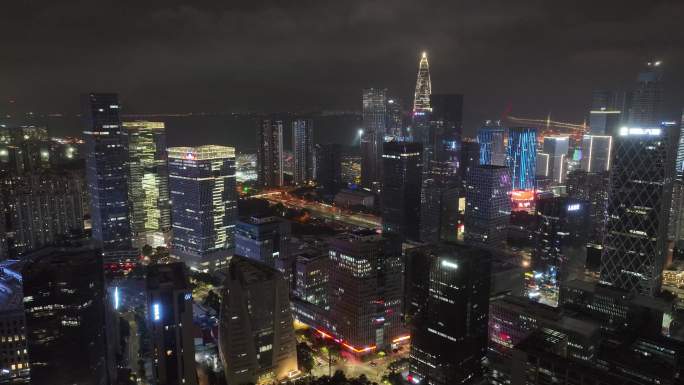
[[142, 244, 154, 257], [297, 342, 315, 374]]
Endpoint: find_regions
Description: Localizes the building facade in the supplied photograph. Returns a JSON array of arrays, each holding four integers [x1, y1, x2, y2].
[[361, 88, 387, 188], [292, 119, 314, 185], [82, 93, 132, 252], [123, 121, 171, 248], [580, 135, 612, 173], [477, 121, 506, 167], [168, 145, 237, 270], [507, 127, 537, 191], [381, 141, 422, 240], [257, 120, 284, 187], [464, 165, 511, 249], [235, 215, 291, 267]]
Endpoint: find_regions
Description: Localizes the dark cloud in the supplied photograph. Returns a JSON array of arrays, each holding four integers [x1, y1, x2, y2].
[[1, 0, 683, 133]]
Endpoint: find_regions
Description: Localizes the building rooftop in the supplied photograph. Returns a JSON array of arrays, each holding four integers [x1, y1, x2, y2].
[[168, 145, 235, 160], [147, 262, 189, 291]]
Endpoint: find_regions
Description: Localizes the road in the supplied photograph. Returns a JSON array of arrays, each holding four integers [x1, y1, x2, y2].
[[259, 191, 381, 229]]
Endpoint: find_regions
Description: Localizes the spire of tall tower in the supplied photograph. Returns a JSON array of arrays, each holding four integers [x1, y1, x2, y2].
[[413, 52, 432, 114]]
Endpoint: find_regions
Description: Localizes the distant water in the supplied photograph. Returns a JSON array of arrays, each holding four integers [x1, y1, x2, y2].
[[41, 113, 363, 153]]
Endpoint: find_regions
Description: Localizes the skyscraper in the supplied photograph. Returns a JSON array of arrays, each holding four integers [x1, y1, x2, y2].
[[381, 141, 422, 240], [168, 145, 237, 270], [315, 143, 342, 196], [579, 135, 612, 173], [600, 126, 675, 296], [146, 263, 198, 385], [413, 52, 432, 115], [235, 215, 291, 267], [541, 136, 569, 184], [464, 165, 511, 249], [628, 61, 664, 127], [477, 121, 506, 166], [22, 244, 118, 385], [123, 121, 171, 248], [385, 97, 404, 138], [292, 119, 314, 185], [328, 230, 405, 353], [526, 197, 589, 307], [361, 88, 387, 188], [1, 171, 84, 257], [429, 94, 464, 182], [507, 127, 537, 191], [257, 119, 284, 187], [589, 89, 626, 136], [566, 170, 610, 249], [82, 93, 132, 252], [409, 243, 491, 385], [219, 256, 298, 385]]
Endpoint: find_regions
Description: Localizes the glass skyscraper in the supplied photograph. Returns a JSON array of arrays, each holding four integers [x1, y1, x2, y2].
[[628, 61, 664, 127], [168, 145, 237, 270], [464, 165, 511, 248], [123, 121, 171, 248], [361, 88, 387, 188], [257, 119, 283, 187], [579, 135, 612, 173], [381, 141, 423, 241], [82, 93, 132, 252], [507, 127, 537, 191], [292, 119, 314, 185], [600, 126, 675, 296]]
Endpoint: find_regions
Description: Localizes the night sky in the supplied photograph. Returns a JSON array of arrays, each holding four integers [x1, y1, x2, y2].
[[2, 0, 684, 138]]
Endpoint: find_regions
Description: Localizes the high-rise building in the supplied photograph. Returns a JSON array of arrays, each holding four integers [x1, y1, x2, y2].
[[381, 141, 422, 240], [589, 89, 626, 136], [419, 180, 460, 244], [22, 244, 118, 385], [361, 88, 387, 188], [235, 215, 291, 267], [257, 119, 284, 187], [579, 135, 612, 173], [0, 261, 29, 384], [526, 197, 589, 307], [0, 125, 51, 174], [328, 231, 405, 353], [123, 121, 171, 248], [413, 52, 432, 115], [409, 243, 491, 385], [464, 165, 511, 249], [219, 256, 298, 385], [1, 171, 84, 257], [600, 126, 675, 296], [146, 263, 198, 385], [676, 109, 684, 176], [477, 121, 506, 166], [507, 127, 537, 191], [315, 143, 343, 196], [566, 170, 610, 248], [628, 61, 664, 127], [82, 93, 132, 252], [385, 97, 404, 138], [292, 119, 314, 185], [459, 140, 481, 186], [429, 94, 464, 182], [541, 137, 569, 184], [168, 145, 237, 270]]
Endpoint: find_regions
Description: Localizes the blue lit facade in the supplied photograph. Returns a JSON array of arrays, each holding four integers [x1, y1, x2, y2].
[[477, 122, 506, 166], [507, 127, 537, 190]]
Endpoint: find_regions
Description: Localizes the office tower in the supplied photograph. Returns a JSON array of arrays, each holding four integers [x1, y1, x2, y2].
[[580, 135, 612, 173], [22, 245, 117, 385], [464, 165, 511, 249], [293, 253, 329, 309], [566, 170, 609, 248], [409, 243, 491, 385], [541, 137, 569, 184], [219, 256, 298, 385], [168, 145, 237, 270], [412, 53, 432, 172], [123, 121, 171, 248], [235, 215, 291, 267], [82, 93, 132, 252], [257, 119, 284, 187], [315, 143, 342, 196], [292, 119, 314, 185], [385, 98, 404, 138], [477, 121, 506, 166], [600, 126, 675, 296], [361, 88, 387, 188], [419, 180, 459, 243], [1, 171, 84, 257], [526, 197, 589, 307], [459, 139, 481, 184], [381, 141, 422, 240], [628, 61, 664, 127], [340, 150, 361, 186], [146, 263, 198, 385], [429, 94, 464, 182], [672, 111, 684, 244], [0, 261, 29, 383], [507, 127, 537, 191], [676, 109, 684, 176], [589, 89, 626, 136], [328, 231, 404, 353], [0, 125, 51, 174]]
